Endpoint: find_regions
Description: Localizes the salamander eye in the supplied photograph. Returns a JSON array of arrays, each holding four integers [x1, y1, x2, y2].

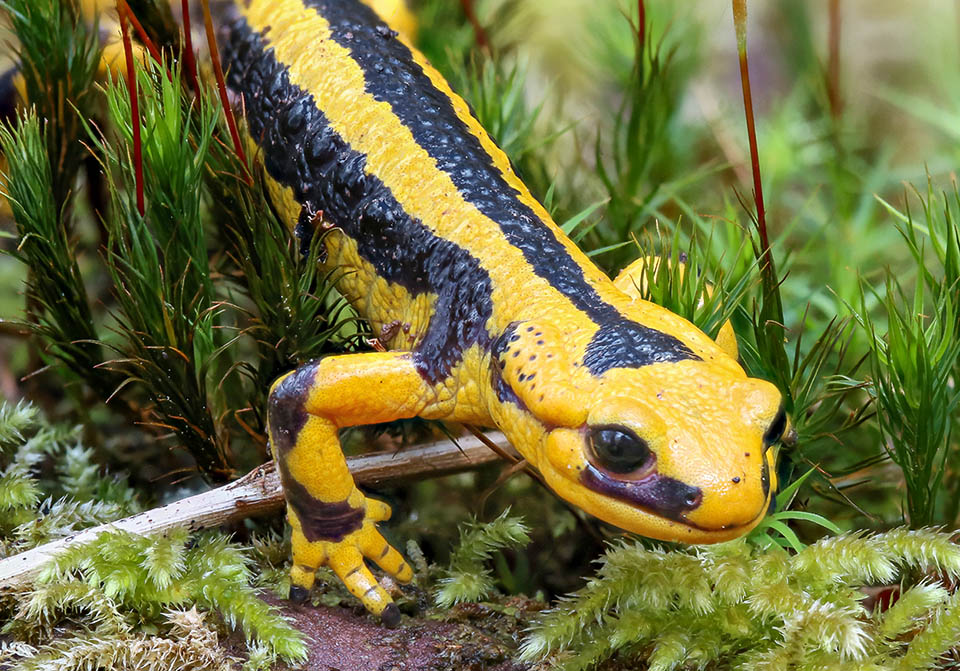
[[588, 425, 651, 474], [764, 407, 787, 446]]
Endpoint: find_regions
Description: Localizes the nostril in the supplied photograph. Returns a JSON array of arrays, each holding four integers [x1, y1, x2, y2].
[[684, 490, 702, 509], [732, 476, 741, 484]]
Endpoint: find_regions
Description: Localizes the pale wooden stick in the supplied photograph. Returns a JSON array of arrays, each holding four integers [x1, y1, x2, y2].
[[0, 431, 512, 591]]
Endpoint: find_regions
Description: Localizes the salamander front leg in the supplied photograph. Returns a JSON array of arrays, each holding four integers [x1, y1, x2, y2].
[[267, 352, 432, 626]]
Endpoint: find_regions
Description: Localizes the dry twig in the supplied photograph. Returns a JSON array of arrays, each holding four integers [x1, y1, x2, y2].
[[0, 431, 512, 591]]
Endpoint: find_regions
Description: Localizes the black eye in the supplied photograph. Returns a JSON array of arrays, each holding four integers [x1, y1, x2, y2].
[[764, 407, 787, 446], [589, 426, 651, 473]]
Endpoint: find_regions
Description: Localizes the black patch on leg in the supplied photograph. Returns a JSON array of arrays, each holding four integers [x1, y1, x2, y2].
[[267, 362, 319, 457], [283, 476, 365, 542]]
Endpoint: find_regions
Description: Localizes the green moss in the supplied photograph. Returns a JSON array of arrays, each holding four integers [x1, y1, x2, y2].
[[522, 529, 960, 670], [435, 509, 531, 608]]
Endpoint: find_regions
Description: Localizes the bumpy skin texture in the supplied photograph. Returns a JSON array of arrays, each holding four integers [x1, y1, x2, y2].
[[222, 0, 785, 621]]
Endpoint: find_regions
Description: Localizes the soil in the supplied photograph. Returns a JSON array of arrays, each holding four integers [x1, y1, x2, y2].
[[234, 594, 540, 671]]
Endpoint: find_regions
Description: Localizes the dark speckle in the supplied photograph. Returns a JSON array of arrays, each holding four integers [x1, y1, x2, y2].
[[732, 476, 741, 484], [527, 373, 535, 381], [744, 452, 751, 457], [529, 354, 536, 361], [527, 326, 535, 332], [537, 340, 545, 345], [512, 351, 519, 358]]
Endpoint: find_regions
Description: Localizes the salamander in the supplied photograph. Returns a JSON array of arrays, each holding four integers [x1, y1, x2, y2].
[[219, 0, 787, 626]]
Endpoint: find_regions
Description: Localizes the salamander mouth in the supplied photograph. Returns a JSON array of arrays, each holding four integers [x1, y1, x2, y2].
[[539, 457, 774, 543], [580, 461, 774, 533], [579, 463, 702, 524]]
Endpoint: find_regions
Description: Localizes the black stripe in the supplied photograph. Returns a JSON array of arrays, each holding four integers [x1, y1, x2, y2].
[[312, 1, 613, 316], [305, 0, 698, 375], [583, 321, 699, 375], [223, 18, 493, 384]]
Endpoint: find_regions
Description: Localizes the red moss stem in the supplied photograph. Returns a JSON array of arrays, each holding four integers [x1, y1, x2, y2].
[[732, 0, 773, 271], [122, 4, 166, 77], [181, 0, 202, 100], [199, 0, 250, 183], [118, 0, 144, 217], [459, 0, 490, 52], [637, 0, 646, 54], [827, 0, 842, 119]]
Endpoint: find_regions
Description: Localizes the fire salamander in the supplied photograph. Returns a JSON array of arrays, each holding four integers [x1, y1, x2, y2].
[[220, 0, 787, 626]]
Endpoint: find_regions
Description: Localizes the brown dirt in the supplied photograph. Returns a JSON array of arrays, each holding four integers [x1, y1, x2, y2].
[[254, 594, 536, 671]]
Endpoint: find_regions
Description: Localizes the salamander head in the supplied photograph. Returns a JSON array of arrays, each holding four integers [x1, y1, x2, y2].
[[537, 362, 785, 543], [492, 320, 786, 543]]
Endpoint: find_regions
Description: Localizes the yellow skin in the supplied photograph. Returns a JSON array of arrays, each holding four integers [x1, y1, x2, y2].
[[2, 0, 785, 626]]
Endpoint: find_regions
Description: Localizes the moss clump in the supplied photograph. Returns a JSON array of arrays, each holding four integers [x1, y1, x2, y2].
[[522, 529, 960, 671]]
